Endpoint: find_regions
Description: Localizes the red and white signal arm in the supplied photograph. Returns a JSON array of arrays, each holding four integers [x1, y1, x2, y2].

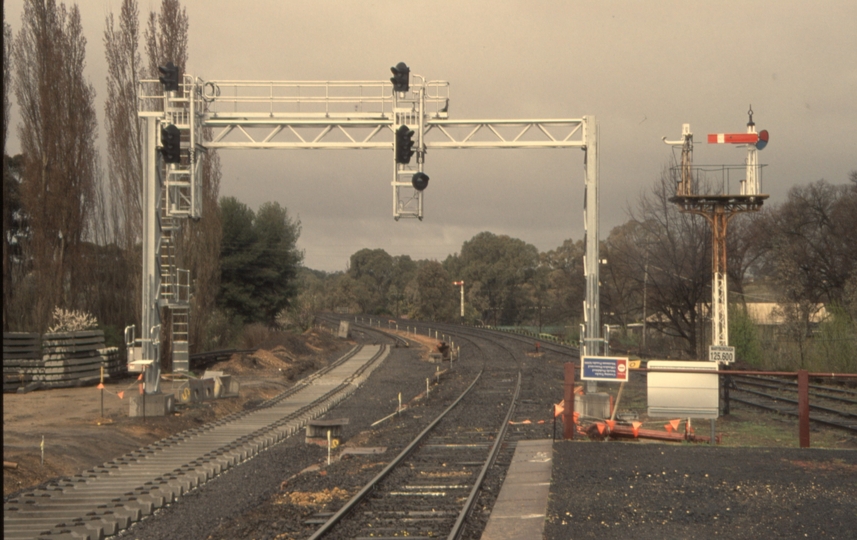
[[708, 132, 758, 144], [708, 130, 769, 150]]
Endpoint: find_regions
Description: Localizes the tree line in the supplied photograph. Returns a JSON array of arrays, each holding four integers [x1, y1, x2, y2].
[[297, 171, 857, 372]]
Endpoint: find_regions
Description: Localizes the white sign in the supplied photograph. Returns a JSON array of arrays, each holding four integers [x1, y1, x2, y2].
[[647, 360, 720, 419], [709, 345, 735, 364]]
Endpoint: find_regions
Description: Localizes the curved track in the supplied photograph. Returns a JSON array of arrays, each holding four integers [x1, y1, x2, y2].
[[311, 317, 524, 539], [3, 344, 389, 540]]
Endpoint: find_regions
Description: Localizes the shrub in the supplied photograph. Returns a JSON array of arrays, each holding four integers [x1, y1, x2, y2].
[[729, 305, 764, 367]]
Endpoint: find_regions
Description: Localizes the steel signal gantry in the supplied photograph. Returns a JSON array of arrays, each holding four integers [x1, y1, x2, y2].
[[134, 64, 603, 393]]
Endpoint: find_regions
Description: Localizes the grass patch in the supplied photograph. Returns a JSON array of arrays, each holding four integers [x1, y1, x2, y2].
[[716, 411, 853, 449]]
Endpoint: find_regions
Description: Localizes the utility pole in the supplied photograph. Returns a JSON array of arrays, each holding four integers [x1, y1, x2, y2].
[[453, 281, 465, 319]]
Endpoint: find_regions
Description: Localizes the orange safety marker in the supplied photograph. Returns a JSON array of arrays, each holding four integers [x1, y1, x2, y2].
[[117, 391, 124, 400], [553, 400, 565, 417], [138, 383, 144, 395], [137, 373, 143, 381], [664, 423, 674, 433], [97, 383, 105, 390], [537, 420, 545, 424], [596, 423, 605, 434], [605, 419, 616, 430], [572, 411, 580, 424], [632, 421, 642, 437], [670, 419, 681, 431]]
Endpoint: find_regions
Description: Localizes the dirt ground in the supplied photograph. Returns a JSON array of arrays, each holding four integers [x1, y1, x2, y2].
[[2, 328, 351, 498]]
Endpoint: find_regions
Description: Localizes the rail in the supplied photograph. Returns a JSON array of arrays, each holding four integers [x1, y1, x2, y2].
[[308, 368, 486, 539]]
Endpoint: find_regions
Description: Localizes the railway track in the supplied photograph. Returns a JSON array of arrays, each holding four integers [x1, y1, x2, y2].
[[729, 374, 857, 435], [310, 318, 523, 539], [3, 344, 389, 540]]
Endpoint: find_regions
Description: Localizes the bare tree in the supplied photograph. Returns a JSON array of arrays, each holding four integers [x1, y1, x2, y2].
[[601, 222, 646, 329], [104, 0, 143, 327], [185, 145, 222, 352], [144, 0, 188, 80], [103, 0, 143, 230], [2, 17, 10, 153], [625, 171, 711, 358], [12, 0, 100, 331], [3, 16, 14, 330], [752, 180, 857, 308]]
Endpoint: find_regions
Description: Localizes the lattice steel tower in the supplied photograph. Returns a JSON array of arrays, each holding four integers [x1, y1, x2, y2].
[[663, 108, 769, 354]]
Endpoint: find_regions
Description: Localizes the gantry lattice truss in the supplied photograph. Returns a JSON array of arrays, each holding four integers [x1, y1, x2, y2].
[[133, 72, 601, 391]]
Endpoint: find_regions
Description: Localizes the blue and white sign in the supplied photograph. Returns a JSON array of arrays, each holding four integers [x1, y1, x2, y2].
[[581, 356, 629, 382]]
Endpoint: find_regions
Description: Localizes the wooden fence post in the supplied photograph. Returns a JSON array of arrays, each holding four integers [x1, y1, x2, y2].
[[798, 369, 810, 448]]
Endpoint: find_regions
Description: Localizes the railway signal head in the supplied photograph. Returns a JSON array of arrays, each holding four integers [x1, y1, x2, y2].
[[158, 62, 180, 92], [395, 125, 415, 164], [390, 62, 410, 93], [160, 124, 182, 163], [411, 171, 429, 191]]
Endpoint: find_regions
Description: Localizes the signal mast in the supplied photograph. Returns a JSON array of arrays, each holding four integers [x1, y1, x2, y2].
[[663, 107, 769, 359]]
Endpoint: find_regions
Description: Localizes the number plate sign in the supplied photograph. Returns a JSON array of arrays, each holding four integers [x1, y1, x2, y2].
[[709, 345, 735, 364]]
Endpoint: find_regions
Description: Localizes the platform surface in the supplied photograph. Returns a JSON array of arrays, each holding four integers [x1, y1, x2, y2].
[[481, 439, 553, 540]]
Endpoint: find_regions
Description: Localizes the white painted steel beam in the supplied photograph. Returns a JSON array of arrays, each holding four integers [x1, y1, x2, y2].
[[137, 73, 601, 384], [203, 118, 585, 150]]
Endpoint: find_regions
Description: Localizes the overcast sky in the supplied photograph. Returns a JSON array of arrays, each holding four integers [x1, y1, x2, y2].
[[5, 1, 856, 272]]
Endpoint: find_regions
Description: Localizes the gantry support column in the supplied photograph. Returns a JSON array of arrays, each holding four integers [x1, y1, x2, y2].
[[140, 117, 162, 393], [583, 115, 601, 357]]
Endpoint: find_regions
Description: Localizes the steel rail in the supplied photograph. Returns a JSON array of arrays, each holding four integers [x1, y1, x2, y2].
[[398, 319, 581, 361], [346, 319, 412, 349], [449, 370, 522, 540], [308, 368, 486, 539], [731, 373, 857, 397], [364, 317, 532, 538], [309, 318, 524, 539], [733, 377, 857, 406], [734, 386, 857, 419], [729, 395, 857, 435]]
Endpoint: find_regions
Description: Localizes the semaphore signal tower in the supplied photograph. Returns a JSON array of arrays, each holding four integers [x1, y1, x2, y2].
[[663, 107, 769, 358]]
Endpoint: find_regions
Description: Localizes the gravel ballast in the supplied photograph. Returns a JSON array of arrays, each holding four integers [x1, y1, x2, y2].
[[545, 442, 857, 539]]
